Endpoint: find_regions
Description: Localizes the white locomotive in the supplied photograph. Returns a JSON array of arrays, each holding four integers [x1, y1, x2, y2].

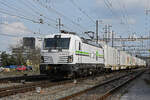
[[40, 32, 146, 77]]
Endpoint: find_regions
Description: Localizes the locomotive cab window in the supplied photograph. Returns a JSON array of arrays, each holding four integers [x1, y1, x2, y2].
[[44, 38, 70, 49]]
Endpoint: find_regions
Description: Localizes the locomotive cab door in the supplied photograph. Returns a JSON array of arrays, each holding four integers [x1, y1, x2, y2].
[[75, 40, 82, 63]]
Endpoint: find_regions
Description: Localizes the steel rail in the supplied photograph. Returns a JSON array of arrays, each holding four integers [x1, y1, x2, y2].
[[59, 70, 144, 100], [0, 74, 48, 83], [0, 79, 73, 98], [96, 70, 144, 100], [0, 76, 92, 98]]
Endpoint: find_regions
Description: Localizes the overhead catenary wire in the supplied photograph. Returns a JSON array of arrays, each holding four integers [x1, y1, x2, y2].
[[0, 33, 18, 37], [26, 0, 56, 22], [28, 0, 74, 31], [69, 0, 95, 24], [18, 0, 62, 30], [105, 0, 113, 7], [145, 0, 150, 56], [0, 0, 38, 19], [103, 0, 132, 34], [122, 3, 132, 33], [44, 21, 58, 29], [0, 33, 37, 38], [0, 0, 58, 30], [117, 1, 131, 24], [0, 9, 40, 23], [33, 0, 88, 32], [19, 0, 57, 23], [25, 0, 62, 30], [0, 8, 58, 30], [103, 0, 124, 21], [103, 0, 115, 16]]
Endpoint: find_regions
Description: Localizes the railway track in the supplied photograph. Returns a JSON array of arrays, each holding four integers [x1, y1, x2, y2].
[[0, 71, 127, 99], [0, 75, 97, 98], [59, 70, 145, 100], [0, 79, 74, 98], [0, 69, 144, 99], [0, 74, 49, 83]]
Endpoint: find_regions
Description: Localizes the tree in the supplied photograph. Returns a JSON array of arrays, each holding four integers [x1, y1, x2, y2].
[[26, 47, 41, 66], [0, 51, 17, 66], [10, 39, 41, 69], [11, 46, 26, 65], [11, 45, 41, 67], [1, 51, 9, 66]]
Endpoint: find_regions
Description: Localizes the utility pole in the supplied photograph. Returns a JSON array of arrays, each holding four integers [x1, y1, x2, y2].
[[103, 25, 107, 44], [58, 18, 61, 32], [0, 51, 1, 66], [57, 18, 63, 32], [112, 31, 114, 47], [96, 20, 98, 44], [103, 24, 112, 44]]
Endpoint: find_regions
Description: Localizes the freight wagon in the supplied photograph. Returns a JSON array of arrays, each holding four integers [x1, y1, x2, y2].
[[102, 44, 146, 70]]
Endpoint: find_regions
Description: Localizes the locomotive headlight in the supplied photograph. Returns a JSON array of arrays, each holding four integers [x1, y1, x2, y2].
[[68, 55, 73, 63]]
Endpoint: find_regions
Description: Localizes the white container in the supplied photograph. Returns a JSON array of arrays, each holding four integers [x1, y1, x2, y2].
[[103, 45, 119, 69]]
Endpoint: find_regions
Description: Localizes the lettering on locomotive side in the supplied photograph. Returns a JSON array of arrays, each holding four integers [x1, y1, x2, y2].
[[75, 50, 104, 58]]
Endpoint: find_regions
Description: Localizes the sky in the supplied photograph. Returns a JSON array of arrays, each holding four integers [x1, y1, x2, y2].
[[0, 0, 150, 53]]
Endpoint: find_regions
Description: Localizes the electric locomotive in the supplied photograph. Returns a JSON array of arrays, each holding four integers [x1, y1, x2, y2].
[[40, 31, 104, 78]]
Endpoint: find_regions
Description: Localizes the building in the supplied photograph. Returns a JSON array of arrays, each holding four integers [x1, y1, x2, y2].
[[23, 37, 36, 49], [23, 37, 43, 49], [12, 37, 43, 63]]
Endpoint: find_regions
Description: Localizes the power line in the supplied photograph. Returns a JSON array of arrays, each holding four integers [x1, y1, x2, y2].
[[1, 0, 56, 28], [33, 0, 88, 32], [105, 0, 113, 8], [103, 0, 115, 16], [103, 0, 124, 20], [0, 33, 18, 37], [69, 0, 95, 24], [19, 0, 57, 23], [44, 21, 58, 29], [19, 0, 40, 15], [122, 3, 132, 33], [0, 33, 35, 38], [0, 0, 38, 19], [18, 0, 59, 30], [103, 0, 132, 34], [0, 9, 40, 23], [0, 8, 35, 22], [116, 0, 134, 35], [0, 8, 58, 30]]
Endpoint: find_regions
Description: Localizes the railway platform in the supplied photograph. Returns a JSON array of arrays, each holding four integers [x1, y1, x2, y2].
[[111, 70, 150, 100]]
